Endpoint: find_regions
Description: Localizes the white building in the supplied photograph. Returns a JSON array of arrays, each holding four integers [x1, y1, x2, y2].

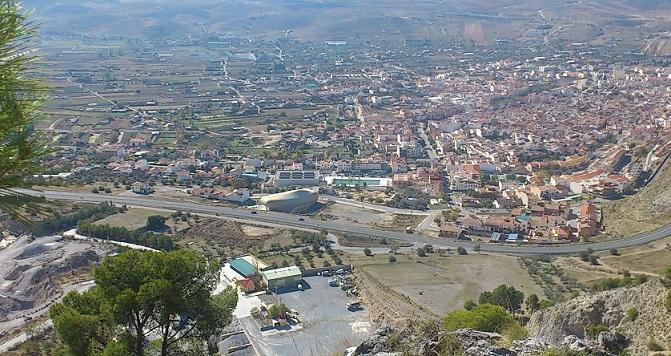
[[272, 170, 320, 188]]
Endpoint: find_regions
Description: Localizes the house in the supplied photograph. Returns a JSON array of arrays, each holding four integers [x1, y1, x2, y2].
[[439, 224, 464, 239], [224, 188, 251, 204], [505, 233, 520, 243], [131, 182, 154, 195], [490, 232, 504, 242], [577, 202, 601, 237]]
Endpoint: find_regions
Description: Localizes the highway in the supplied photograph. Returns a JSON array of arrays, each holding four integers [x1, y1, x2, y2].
[[18, 189, 671, 256]]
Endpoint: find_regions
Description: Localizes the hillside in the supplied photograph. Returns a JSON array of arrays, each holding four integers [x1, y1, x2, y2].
[[527, 279, 671, 354], [602, 162, 671, 238], [20, 0, 671, 46]]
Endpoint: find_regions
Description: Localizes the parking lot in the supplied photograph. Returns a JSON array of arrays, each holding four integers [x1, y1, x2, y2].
[[238, 276, 372, 356]]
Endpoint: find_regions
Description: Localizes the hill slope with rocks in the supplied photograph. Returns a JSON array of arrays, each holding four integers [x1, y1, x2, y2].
[[528, 279, 671, 354]]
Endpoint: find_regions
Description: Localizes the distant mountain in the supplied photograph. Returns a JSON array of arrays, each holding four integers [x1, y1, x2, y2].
[[20, 0, 671, 44]]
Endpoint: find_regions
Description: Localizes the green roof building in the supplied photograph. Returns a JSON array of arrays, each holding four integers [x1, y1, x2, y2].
[[261, 266, 302, 290]]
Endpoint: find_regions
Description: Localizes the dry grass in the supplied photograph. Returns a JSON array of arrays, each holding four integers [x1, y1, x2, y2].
[[347, 252, 545, 316], [601, 165, 671, 238], [92, 208, 171, 230]]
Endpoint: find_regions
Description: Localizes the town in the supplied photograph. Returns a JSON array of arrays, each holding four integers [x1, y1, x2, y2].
[[32, 33, 671, 245]]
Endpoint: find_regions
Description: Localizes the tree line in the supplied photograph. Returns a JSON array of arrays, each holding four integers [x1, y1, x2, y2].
[[77, 221, 175, 251], [35, 203, 120, 236]]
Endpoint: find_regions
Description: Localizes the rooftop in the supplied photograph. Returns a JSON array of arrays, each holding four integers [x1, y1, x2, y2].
[[261, 266, 302, 281]]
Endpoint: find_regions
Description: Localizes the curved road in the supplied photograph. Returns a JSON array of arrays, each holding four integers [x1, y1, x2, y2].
[[19, 189, 671, 256]]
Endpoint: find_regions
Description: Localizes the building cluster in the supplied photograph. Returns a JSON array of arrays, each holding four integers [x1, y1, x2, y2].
[[39, 35, 671, 244]]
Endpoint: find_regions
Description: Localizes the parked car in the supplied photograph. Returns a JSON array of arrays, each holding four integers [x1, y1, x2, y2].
[[322, 270, 332, 277], [335, 268, 346, 275], [346, 301, 361, 311], [329, 279, 339, 287]]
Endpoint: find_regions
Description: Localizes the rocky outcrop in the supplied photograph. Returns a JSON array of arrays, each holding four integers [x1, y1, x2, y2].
[[348, 327, 622, 356], [527, 279, 671, 354]]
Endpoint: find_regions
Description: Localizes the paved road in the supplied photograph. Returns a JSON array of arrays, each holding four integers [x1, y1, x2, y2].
[[18, 189, 671, 256]]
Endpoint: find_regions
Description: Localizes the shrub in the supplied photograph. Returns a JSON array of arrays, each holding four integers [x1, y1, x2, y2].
[[267, 304, 289, 319], [457, 246, 467, 255], [444, 303, 515, 333], [589, 255, 599, 265], [541, 346, 588, 356], [363, 248, 373, 256], [417, 247, 426, 257], [579, 251, 590, 262], [385, 331, 402, 348], [609, 248, 619, 256], [585, 323, 609, 340], [463, 300, 477, 310], [665, 290, 671, 312], [663, 266, 671, 287], [479, 285, 524, 313], [388, 255, 397, 263], [501, 322, 528, 341], [625, 307, 638, 322], [437, 334, 464, 355], [647, 339, 664, 352]]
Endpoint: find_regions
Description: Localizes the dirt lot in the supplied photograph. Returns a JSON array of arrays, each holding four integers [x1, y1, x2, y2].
[[317, 204, 423, 232], [317, 204, 387, 226], [349, 252, 545, 316]]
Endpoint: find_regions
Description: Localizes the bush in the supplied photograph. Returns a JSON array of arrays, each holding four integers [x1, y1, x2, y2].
[[663, 266, 671, 287], [444, 303, 515, 333], [417, 247, 426, 257], [592, 275, 648, 291], [665, 290, 671, 312], [436, 334, 464, 355], [579, 251, 590, 262], [647, 339, 664, 352], [609, 248, 619, 256], [625, 307, 638, 322], [146, 215, 167, 231], [542, 346, 588, 356], [363, 248, 373, 256], [463, 300, 477, 310], [457, 246, 467, 255], [267, 304, 289, 319], [385, 331, 402, 348], [479, 285, 524, 313], [388, 255, 397, 263], [589, 255, 599, 265], [501, 322, 528, 341], [585, 323, 609, 340]]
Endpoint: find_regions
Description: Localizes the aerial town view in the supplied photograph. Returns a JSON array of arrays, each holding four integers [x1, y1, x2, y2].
[[1, 0, 671, 355]]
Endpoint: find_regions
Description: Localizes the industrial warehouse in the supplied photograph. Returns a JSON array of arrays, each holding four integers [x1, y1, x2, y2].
[[228, 255, 303, 293]]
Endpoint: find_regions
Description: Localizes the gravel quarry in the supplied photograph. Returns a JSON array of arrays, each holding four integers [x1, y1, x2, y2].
[[0, 235, 106, 326]]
